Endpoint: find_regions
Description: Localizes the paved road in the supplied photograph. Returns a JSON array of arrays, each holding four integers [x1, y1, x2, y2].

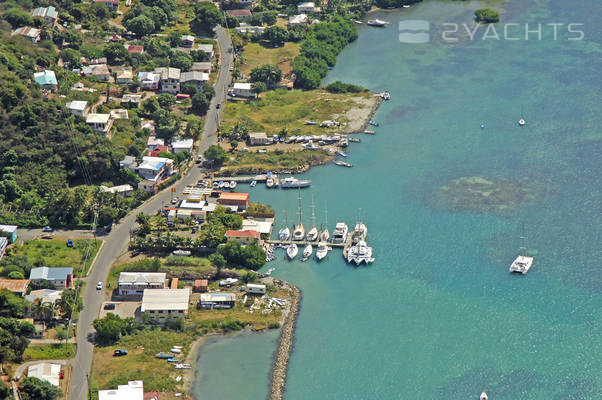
[[69, 26, 233, 400]]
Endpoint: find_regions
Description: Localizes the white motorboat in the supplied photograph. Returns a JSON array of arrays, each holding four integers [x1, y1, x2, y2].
[[287, 243, 298, 259], [218, 181, 225, 188], [315, 242, 329, 261], [332, 222, 348, 243], [266, 177, 274, 188], [380, 91, 391, 100], [518, 118, 526, 126], [250, 180, 257, 187], [281, 176, 312, 188], [223, 181, 230, 189], [402, 4, 410, 8], [213, 182, 219, 188], [480, 392, 488, 400], [302, 244, 313, 260], [367, 19, 387, 27], [337, 151, 348, 158], [229, 180, 237, 189]]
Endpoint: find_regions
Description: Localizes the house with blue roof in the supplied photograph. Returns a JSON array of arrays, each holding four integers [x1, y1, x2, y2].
[[33, 70, 58, 92], [137, 156, 174, 181], [32, 6, 59, 26], [29, 267, 73, 289]]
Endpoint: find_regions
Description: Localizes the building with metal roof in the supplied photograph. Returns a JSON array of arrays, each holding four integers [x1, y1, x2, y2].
[[27, 363, 61, 386], [118, 272, 166, 296], [98, 380, 143, 400], [141, 288, 190, 322], [29, 267, 73, 289]]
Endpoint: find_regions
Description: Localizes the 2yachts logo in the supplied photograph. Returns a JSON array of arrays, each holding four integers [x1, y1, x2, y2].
[[399, 21, 585, 43]]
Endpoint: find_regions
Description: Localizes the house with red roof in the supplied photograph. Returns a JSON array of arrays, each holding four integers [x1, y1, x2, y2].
[[225, 229, 261, 245]]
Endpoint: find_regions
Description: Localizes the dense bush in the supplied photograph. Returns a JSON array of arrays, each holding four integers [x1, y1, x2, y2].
[[325, 81, 367, 93], [474, 8, 500, 23]]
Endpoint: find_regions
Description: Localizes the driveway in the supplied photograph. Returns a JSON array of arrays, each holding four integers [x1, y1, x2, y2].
[[68, 26, 233, 400]]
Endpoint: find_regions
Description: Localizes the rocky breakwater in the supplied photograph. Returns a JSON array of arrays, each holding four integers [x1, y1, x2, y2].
[[269, 278, 302, 400]]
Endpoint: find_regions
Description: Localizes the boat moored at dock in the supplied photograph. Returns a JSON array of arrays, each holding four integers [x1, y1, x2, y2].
[[332, 222, 348, 243], [315, 243, 330, 260], [302, 244, 313, 260], [346, 240, 374, 265], [287, 243, 298, 259], [281, 177, 312, 189]]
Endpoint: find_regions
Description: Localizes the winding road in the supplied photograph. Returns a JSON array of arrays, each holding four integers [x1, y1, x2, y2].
[[68, 26, 233, 400]]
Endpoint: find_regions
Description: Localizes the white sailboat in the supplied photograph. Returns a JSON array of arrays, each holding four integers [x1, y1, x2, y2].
[[315, 242, 329, 261], [509, 226, 533, 274], [293, 189, 305, 241], [287, 243, 298, 259], [278, 210, 290, 241], [302, 244, 313, 260], [319, 204, 330, 242], [306, 194, 318, 241]]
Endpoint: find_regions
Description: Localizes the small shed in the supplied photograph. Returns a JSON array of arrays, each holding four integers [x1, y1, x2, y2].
[[246, 283, 266, 295], [193, 279, 208, 293]]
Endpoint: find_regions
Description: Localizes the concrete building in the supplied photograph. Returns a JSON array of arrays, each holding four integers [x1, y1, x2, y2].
[[109, 109, 129, 120], [217, 192, 250, 210], [25, 289, 62, 305], [33, 70, 58, 91], [234, 24, 265, 35], [98, 380, 144, 400], [94, 0, 119, 12], [297, 2, 316, 13], [118, 272, 166, 296], [29, 267, 73, 289], [248, 132, 271, 146], [121, 94, 142, 107], [111, 66, 133, 84], [146, 136, 164, 150], [100, 184, 134, 197], [82, 64, 111, 82], [154, 67, 181, 94], [32, 6, 59, 25], [196, 44, 214, 58], [0, 279, 30, 296], [138, 179, 159, 194], [199, 293, 236, 309], [12, 26, 41, 43], [137, 156, 173, 181], [86, 113, 113, 135], [171, 138, 194, 154], [0, 225, 18, 243], [242, 218, 273, 235], [181, 35, 195, 47], [66, 100, 89, 118], [289, 14, 308, 25], [180, 71, 209, 90], [231, 82, 254, 98], [119, 155, 137, 171], [138, 71, 160, 90], [27, 363, 61, 386], [141, 288, 190, 322], [225, 229, 261, 245], [191, 62, 212, 74]]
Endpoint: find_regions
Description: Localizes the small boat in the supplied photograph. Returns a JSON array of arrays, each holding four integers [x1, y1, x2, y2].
[[509, 227, 534, 274], [380, 91, 391, 100], [250, 180, 257, 187], [402, 4, 410, 7], [287, 243, 298, 259], [212, 182, 219, 188], [293, 224, 305, 240], [518, 118, 526, 126], [334, 161, 353, 168], [480, 392, 488, 400], [369, 120, 379, 126], [280, 177, 312, 188], [305, 120, 318, 125], [223, 181, 230, 189], [229, 181, 237, 189], [337, 151, 348, 157], [156, 352, 175, 359], [348, 137, 360, 143], [175, 376, 182, 382], [367, 19, 387, 27], [174, 363, 192, 369], [279, 226, 290, 241], [307, 227, 318, 241], [315, 242, 329, 261], [364, 130, 375, 134], [170, 348, 182, 354], [218, 180, 225, 188], [302, 244, 313, 260], [332, 222, 348, 243], [352, 20, 362, 25], [266, 177, 274, 188], [167, 358, 180, 363]]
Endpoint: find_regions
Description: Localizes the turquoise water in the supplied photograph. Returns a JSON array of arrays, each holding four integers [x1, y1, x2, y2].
[[193, 0, 601, 398]]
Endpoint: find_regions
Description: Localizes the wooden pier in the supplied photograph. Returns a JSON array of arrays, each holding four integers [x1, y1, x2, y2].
[[211, 174, 268, 183], [266, 239, 345, 248]]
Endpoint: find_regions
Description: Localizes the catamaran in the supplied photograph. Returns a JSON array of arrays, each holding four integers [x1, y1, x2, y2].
[[509, 227, 533, 274], [346, 240, 374, 265], [302, 244, 313, 260], [293, 189, 305, 241], [332, 222, 348, 243], [306, 194, 318, 241]]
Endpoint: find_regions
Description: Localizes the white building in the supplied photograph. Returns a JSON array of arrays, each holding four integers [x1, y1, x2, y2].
[[86, 113, 113, 135], [231, 82, 254, 98], [137, 156, 173, 181], [100, 184, 134, 197], [181, 35, 195, 47], [289, 14, 308, 25], [180, 71, 209, 90], [248, 132, 271, 145], [138, 71, 160, 90], [120, 155, 137, 171], [234, 24, 266, 35], [141, 288, 190, 322], [121, 94, 142, 107], [118, 272, 166, 296], [98, 380, 144, 400], [171, 138, 194, 154], [191, 62, 212, 74], [154, 67, 181, 94], [27, 363, 61, 386], [247, 283, 266, 294], [66, 100, 89, 118], [197, 44, 214, 58], [297, 2, 316, 13]]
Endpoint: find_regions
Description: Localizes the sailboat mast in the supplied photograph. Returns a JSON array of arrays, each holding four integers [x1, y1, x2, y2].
[[297, 187, 302, 225], [519, 223, 527, 256], [311, 193, 316, 228]]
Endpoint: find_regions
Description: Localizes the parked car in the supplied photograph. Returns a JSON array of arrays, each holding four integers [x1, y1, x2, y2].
[[171, 197, 179, 205], [113, 349, 128, 357], [42, 226, 53, 232], [66, 239, 74, 247], [96, 281, 103, 290], [59, 371, 65, 379], [216, 102, 221, 109], [104, 303, 116, 310]]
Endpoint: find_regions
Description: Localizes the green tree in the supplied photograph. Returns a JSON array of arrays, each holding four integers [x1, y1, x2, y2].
[[0, 380, 10, 399], [93, 314, 140, 346], [239, 270, 257, 283], [252, 81, 267, 94], [191, 92, 210, 115], [103, 43, 129, 65], [125, 15, 156, 37], [7, 271, 25, 280], [241, 243, 266, 270], [474, 8, 500, 23], [203, 145, 228, 166], [180, 83, 198, 96], [170, 51, 193, 70], [5, 8, 33, 28], [263, 26, 288, 47], [0, 289, 29, 318], [230, 140, 239, 151], [31, 301, 54, 324], [190, 2, 224, 35], [250, 64, 282, 89], [57, 289, 83, 320], [136, 213, 150, 225], [157, 94, 176, 109], [19, 377, 61, 400]]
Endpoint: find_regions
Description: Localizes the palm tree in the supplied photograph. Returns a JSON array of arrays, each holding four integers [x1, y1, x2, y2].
[[31, 301, 54, 324]]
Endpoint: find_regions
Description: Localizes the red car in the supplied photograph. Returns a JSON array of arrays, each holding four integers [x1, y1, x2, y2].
[[59, 371, 65, 379]]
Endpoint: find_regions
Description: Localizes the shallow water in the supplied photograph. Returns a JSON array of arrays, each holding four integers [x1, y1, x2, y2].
[[192, 0, 601, 398]]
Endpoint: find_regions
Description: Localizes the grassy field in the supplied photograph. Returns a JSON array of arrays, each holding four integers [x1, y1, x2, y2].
[[223, 148, 334, 174], [238, 42, 301, 76], [221, 89, 374, 136], [23, 343, 76, 361], [12, 239, 102, 276]]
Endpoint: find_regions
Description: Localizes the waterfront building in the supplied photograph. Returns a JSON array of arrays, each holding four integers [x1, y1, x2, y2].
[[98, 380, 143, 400], [199, 293, 236, 309], [141, 288, 190, 322]]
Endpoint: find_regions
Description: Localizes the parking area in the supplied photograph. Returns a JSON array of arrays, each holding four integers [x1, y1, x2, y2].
[[98, 301, 141, 320]]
